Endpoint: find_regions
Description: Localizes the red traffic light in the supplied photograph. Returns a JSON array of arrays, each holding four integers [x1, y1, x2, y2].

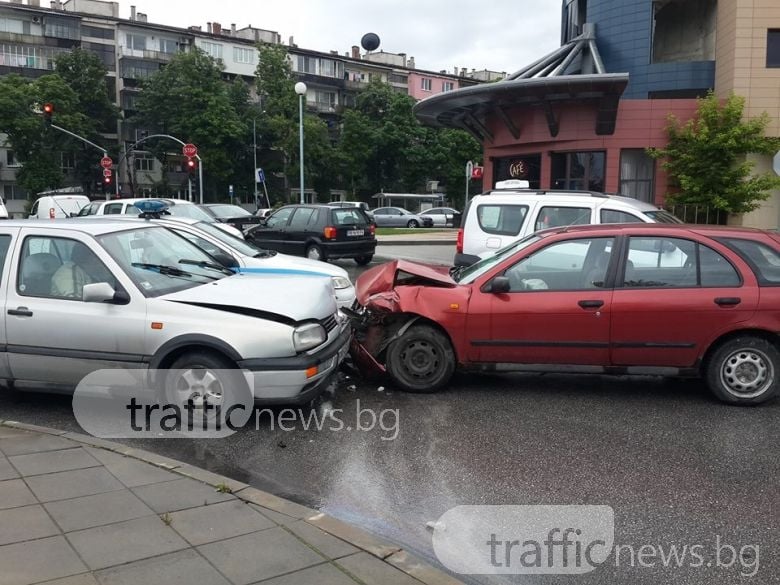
[[186, 157, 197, 171], [43, 103, 54, 114]]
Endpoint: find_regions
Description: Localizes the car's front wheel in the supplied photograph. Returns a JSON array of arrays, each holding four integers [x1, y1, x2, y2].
[[306, 244, 325, 262], [386, 325, 455, 392], [706, 337, 780, 405], [407, 220, 419, 229], [354, 255, 373, 266]]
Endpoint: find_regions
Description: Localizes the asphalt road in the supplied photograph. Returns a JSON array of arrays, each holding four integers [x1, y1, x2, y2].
[[1, 250, 778, 585]]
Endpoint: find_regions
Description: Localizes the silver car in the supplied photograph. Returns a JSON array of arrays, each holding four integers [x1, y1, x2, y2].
[[371, 207, 434, 228], [0, 220, 350, 405]]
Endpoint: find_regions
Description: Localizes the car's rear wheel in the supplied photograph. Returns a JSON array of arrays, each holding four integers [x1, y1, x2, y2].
[[706, 337, 779, 405], [354, 255, 373, 266], [407, 220, 419, 229], [306, 244, 325, 262], [386, 325, 455, 392]]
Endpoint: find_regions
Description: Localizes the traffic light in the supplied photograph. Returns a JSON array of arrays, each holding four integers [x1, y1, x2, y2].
[[186, 157, 197, 173], [42, 102, 54, 127]]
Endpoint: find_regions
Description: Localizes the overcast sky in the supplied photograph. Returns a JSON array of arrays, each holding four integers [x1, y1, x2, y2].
[[121, 0, 562, 75]]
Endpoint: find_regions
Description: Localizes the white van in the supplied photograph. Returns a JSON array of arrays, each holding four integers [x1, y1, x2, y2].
[[0, 197, 8, 219], [29, 194, 89, 219], [454, 181, 682, 266]]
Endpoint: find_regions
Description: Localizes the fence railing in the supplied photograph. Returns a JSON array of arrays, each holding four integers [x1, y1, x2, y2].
[[668, 204, 729, 225]]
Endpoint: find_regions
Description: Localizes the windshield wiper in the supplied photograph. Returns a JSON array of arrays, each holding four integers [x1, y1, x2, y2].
[[178, 259, 234, 276], [132, 263, 193, 278], [449, 265, 465, 282]]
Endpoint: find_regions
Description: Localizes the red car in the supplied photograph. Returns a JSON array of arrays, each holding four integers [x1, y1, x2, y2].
[[350, 224, 780, 405]]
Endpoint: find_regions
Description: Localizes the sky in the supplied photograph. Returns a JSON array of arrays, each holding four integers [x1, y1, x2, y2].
[[121, 0, 562, 75]]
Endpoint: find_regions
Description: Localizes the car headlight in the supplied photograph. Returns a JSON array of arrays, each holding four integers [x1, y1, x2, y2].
[[331, 276, 352, 290], [293, 323, 327, 352]]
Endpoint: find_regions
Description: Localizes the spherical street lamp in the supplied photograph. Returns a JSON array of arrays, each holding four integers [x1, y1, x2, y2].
[[294, 82, 308, 204]]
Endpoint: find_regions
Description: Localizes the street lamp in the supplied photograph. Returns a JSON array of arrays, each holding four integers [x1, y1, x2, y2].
[[294, 81, 307, 204]]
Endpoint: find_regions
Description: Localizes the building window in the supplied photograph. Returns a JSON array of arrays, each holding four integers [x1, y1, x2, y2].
[[3, 184, 26, 201], [619, 149, 655, 203], [61, 152, 75, 171], [768, 30, 780, 68], [421, 78, 432, 91], [442, 81, 454, 92], [44, 17, 79, 40], [81, 25, 114, 40], [551, 151, 606, 192], [125, 33, 147, 51], [201, 42, 222, 60], [121, 59, 159, 80], [159, 39, 179, 54], [6, 151, 19, 167], [297, 55, 316, 74], [233, 47, 254, 64], [0, 17, 26, 35], [134, 155, 155, 172], [389, 73, 408, 84]]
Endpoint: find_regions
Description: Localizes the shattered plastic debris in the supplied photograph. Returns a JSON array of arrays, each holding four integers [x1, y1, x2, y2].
[[377, 386, 385, 392]]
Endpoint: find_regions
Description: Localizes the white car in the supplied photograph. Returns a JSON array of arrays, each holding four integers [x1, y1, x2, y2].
[[0, 218, 350, 405], [29, 194, 90, 219], [420, 207, 461, 227], [76, 198, 245, 239], [115, 215, 358, 309]]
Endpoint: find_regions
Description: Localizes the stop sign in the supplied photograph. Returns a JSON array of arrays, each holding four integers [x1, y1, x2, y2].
[[182, 143, 198, 158], [100, 156, 113, 169]]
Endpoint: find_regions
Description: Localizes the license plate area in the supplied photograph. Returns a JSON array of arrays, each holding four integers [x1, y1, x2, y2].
[[347, 229, 365, 237]]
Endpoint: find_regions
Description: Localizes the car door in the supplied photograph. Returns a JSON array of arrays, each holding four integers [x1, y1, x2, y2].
[[468, 236, 616, 365], [5, 229, 147, 387], [0, 227, 20, 379], [286, 207, 318, 255], [372, 208, 389, 227], [610, 235, 757, 367], [247, 207, 294, 252]]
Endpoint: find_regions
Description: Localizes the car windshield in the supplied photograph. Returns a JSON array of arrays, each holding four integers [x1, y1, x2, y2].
[[207, 205, 252, 218], [168, 204, 214, 222], [192, 221, 270, 257], [644, 209, 684, 224], [97, 226, 230, 297], [398, 209, 412, 215], [455, 235, 543, 284]]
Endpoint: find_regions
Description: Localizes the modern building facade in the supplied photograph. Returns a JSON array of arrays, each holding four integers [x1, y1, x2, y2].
[[0, 0, 491, 215], [415, 0, 780, 229]]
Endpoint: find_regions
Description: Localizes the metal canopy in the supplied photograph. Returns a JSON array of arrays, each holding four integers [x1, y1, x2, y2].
[[413, 24, 629, 141]]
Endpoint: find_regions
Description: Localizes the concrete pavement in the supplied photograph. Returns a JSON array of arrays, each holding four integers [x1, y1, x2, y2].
[[376, 230, 457, 246], [0, 421, 462, 585]]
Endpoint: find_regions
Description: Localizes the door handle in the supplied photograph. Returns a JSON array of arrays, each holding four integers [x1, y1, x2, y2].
[[715, 297, 741, 307], [578, 300, 604, 309], [8, 307, 33, 317]]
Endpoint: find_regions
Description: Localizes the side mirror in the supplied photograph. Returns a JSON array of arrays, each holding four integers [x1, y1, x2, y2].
[[485, 276, 511, 294], [83, 282, 129, 304], [213, 253, 239, 269]]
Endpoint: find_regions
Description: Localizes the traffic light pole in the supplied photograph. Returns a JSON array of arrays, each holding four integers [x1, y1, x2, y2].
[[50, 125, 108, 158]]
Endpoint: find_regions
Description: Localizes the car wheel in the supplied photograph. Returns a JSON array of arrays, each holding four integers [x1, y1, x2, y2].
[[162, 351, 251, 427], [406, 220, 419, 229], [354, 255, 373, 266], [306, 244, 325, 261], [386, 325, 455, 392], [706, 337, 780, 405]]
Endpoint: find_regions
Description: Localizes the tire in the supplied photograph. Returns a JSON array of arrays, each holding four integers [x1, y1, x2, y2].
[[306, 244, 325, 262], [705, 337, 780, 405], [386, 325, 455, 393], [162, 351, 251, 427], [354, 255, 373, 266], [406, 220, 419, 229]]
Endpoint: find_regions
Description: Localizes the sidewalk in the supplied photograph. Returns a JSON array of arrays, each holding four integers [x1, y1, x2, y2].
[[377, 231, 457, 246], [0, 421, 462, 585]]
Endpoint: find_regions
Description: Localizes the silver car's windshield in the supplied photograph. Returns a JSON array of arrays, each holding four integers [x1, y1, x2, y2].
[[456, 235, 542, 284], [168, 204, 213, 222], [97, 226, 230, 297], [192, 221, 266, 257]]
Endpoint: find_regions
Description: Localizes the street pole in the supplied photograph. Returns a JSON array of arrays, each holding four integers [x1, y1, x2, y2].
[[294, 82, 307, 204], [197, 155, 204, 204], [253, 118, 258, 209]]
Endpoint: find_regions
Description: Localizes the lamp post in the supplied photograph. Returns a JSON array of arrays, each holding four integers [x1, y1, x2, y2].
[[294, 81, 307, 204]]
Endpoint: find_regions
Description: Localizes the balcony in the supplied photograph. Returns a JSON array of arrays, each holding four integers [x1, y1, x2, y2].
[[118, 46, 177, 62], [345, 79, 367, 90], [295, 72, 345, 89]]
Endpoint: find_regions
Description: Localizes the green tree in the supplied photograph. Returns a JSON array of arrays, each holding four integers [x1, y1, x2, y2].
[[649, 92, 780, 214], [135, 49, 245, 195]]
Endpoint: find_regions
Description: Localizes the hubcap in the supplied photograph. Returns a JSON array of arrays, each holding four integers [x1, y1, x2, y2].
[[169, 368, 224, 414], [720, 349, 774, 398], [400, 340, 440, 381]]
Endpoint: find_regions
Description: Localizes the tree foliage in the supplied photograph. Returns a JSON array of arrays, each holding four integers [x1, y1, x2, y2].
[[648, 92, 780, 214]]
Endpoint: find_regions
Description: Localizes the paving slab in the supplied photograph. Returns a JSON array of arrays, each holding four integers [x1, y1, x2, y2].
[[248, 503, 299, 526], [37, 575, 99, 585], [94, 549, 231, 585], [130, 477, 235, 513], [337, 552, 423, 585], [286, 520, 360, 559], [198, 526, 325, 585], [8, 448, 100, 477], [0, 479, 36, 510], [307, 513, 401, 559], [0, 536, 87, 585], [66, 516, 189, 571], [167, 499, 274, 546], [25, 467, 124, 503], [253, 563, 361, 585], [0, 505, 61, 546], [83, 447, 178, 487], [0, 456, 19, 481], [386, 550, 466, 585], [44, 489, 155, 533], [0, 427, 30, 440], [0, 434, 74, 456]]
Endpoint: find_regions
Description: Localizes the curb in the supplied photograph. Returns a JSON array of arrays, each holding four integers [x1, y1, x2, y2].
[[0, 419, 463, 585]]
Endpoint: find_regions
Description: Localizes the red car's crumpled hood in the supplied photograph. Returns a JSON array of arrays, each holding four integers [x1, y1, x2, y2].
[[356, 260, 456, 305]]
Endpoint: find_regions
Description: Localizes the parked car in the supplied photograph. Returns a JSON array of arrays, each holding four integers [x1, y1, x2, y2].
[[327, 201, 374, 221], [0, 197, 8, 219], [0, 218, 350, 404], [96, 213, 357, 309], [246, 204, 377, 265], [371, 207, 434, 228], [200, 204, 264, 232], [420, 207, 462, 227], [350, 223, 780, 405], [29, 194, 89, 219], [455, 182, 682, 266], [76, 198, 245, 239]]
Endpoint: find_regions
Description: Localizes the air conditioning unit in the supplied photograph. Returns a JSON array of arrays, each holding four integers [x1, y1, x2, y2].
[[31, 16, 41, 24]]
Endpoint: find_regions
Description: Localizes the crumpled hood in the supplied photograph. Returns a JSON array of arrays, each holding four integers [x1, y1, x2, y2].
[[240, 252, 349, 279], [161, 273, 336, 322], [356, 260, 455, 305]]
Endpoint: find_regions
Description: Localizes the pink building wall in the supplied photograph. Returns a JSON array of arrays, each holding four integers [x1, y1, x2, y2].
[[408, 72, 461, 101]]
